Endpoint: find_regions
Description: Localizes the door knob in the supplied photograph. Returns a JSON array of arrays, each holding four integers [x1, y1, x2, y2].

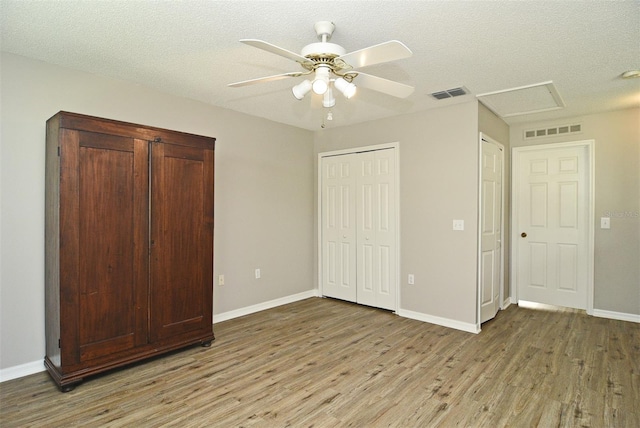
[[521, 232, 527, 238]]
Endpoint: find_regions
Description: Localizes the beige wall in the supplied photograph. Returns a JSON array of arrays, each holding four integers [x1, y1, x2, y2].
[[510, 108, 640, 315], [0, 53, 315, 370], [479, 102, 510, 145], [314, 101, 481, 327]]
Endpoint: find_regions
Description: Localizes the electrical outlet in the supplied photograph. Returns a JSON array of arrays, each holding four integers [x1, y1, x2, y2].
[[601, 217, 610, 229], [255, 268, 261, 279], [408, 274, 415, 285], [453, 219, 465, 231], [218, 274, 224, 286]]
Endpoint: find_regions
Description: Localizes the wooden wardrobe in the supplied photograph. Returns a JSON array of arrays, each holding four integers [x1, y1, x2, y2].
[[44, 112, 215, 391]]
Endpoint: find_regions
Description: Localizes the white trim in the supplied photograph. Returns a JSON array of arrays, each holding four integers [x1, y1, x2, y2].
[[318, 142, 398, 158], [476, 135, 482, 325], [592, 309, 640, 324], [476, 81, 566, 118], [213, 290, 319, 323], [0, 360, 45, 383], [477, 133, 506, 326], [317, 142, 401, 313], [586, 141, 595, 315], [511, 140, 595, 314], [398, 309, 480, 334], [501, 298, 512, 310]]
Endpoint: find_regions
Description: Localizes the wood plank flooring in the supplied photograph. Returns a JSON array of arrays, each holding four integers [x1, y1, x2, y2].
[[1, 297, 638, 427]]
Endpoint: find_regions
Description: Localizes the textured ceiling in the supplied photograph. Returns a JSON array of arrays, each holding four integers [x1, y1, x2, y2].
[[1, 1, 639, 131]]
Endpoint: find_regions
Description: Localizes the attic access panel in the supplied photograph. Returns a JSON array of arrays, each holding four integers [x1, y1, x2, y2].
[[476, 81, 565, 118]]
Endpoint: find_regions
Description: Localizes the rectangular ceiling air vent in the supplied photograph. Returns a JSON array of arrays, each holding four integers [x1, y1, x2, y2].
[[431, 87, 468, 100], [524, 123, 582, 140]]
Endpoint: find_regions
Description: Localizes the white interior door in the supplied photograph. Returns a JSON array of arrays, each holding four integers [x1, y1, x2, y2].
[[480, 136, 503, 323], [356, 149, 397, 310], [513, 142, 592, 310], [321, 153, 357, 302], [320, 146, 398, 311]]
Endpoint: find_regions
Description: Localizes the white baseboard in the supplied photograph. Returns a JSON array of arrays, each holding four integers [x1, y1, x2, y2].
[[501, 298, 512, 310], [213, 289, 319, 323], [397, 308, 480, 334], [592, 308, 640, 323], [0, 360, 44, 383]]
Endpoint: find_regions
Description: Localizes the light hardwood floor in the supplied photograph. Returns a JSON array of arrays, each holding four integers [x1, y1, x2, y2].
[[1, 297, 639, 427]]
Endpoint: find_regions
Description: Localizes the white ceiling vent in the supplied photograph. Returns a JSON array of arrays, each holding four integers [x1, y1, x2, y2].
[[524, 123, 582, 140], [476, 81, 565, 118], [431, 87, 468, 100]]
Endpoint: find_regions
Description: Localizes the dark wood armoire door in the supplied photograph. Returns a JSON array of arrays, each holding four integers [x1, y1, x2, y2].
[[60, 129, 149, 366], [149, 141, 214, 342]]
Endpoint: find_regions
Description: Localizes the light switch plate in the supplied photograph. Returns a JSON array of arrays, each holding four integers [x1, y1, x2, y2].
[[601, 217, 610, 229], [453, 219, 464, 231]]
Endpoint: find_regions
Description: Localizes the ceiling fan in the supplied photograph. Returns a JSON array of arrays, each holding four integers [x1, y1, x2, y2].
[[228, 21, 414, 107]]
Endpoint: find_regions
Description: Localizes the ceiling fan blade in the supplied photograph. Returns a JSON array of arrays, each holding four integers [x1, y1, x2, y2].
[[354, 72, 414, 98], [240, 39, 314, 67], [228, 72, 306, 87], [336, 40, 412, 69]]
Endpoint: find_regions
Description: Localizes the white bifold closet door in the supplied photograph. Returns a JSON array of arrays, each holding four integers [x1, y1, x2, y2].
[[321, 148, 397, 311]]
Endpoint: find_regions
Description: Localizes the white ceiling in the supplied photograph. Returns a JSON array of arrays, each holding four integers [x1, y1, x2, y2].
[[1, 1, 639, 131]]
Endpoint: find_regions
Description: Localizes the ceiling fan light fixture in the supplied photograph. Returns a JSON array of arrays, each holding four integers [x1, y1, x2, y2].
[[229, 21, 415, 126], [312, 65, 331, 95], [334, 77, 357, 99], [323, 86, 336, 108], [292, 79, 312, 100]]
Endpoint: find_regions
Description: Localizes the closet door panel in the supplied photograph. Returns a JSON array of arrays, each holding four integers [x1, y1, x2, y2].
[[321, 154, 358, 302], [356, 154, 376, 306], [356, 149, 397, 310], [370, 150, 396, 310]]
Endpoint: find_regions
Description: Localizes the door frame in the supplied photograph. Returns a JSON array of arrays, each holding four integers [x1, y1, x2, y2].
[[477, 133, 505, 327], [317, 142, 401, 313], [511, 139, 595, 314]]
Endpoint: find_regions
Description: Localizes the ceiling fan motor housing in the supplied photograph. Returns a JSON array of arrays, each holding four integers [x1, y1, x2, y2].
[[301, 42, 346, 60], [301, 21, 346, 70]]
